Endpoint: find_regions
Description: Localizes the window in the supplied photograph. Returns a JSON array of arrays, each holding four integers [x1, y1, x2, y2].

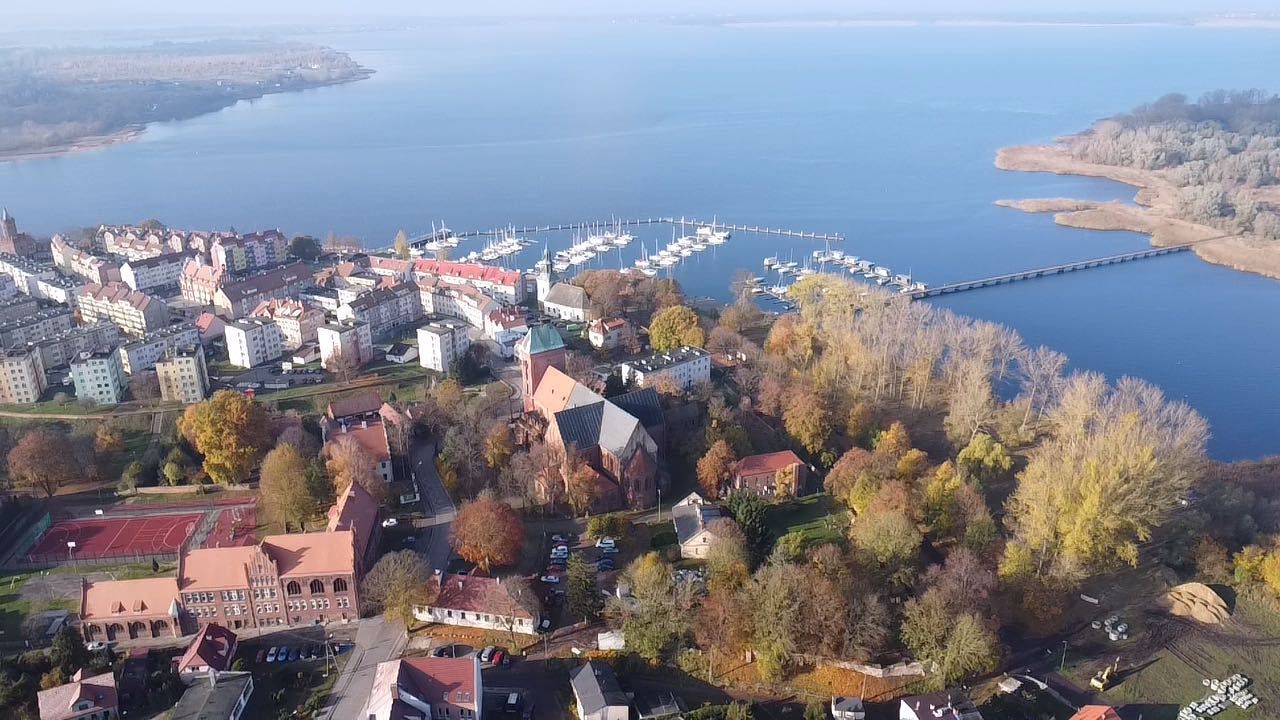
[[333, 578, 348, 593], [309, 579, 325, 594], [286, 581, 301, 596]]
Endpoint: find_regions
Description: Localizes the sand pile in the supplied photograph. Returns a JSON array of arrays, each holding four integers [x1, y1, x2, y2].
[[1161, 582, 1230, 624]]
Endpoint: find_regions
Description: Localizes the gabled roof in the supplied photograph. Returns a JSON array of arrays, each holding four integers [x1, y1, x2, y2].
[[176, 622, 238, 674], [262, 530, 356, 578], [327, 391, 384, 420], [533, 366, 602, 416], [413, 258, 521, 287], [570, 662, 629, 715], [365, 657, 479, 720], [327, 482, 380, 561], [81, 577, 179, 621], [179, 546, 258, 592], [432, 573, 537, 621], [37, 670, 117, 720], [326, 421, 392, 463], [1071, 707, 1122, 720], [544, 282, 589, 310], [555, 400, 650, 459], [734, 450, 803, 477], [672, 502, 727, 546], [217, 262, 310, 302], [610, 388, 663, 429]]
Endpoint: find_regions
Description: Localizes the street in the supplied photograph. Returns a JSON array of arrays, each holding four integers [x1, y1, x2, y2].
[[411, 437, 456, 574]]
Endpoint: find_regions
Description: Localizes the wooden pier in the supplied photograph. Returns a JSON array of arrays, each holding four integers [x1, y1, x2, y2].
[[409, 216, 844, 247]]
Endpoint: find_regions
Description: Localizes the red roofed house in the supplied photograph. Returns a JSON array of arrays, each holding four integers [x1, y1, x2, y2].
[[324, 420, 395, 484], [413, 573, 539, 634], [1070, 707, 1122, 720], [587, 318, 632, 351], [732, 450, 807, 499], [80, 577, 183, 642], [364, 657, 482, 720], [37, 668, 118, 720], [176, 622, 238, 680], [328, 481, 382, 574], [412, 258, 524, 303]]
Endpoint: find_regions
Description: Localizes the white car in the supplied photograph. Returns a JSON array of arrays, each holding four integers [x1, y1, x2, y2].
[[381, 518, 399, 528], [539, 575, 562, 584], [595, 537, 616, 549], [84, 641, 107, 652]]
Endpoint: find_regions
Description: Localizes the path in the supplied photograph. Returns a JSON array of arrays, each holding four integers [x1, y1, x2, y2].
[[320, 617, 407, 720], [411, 438, 456, 574]]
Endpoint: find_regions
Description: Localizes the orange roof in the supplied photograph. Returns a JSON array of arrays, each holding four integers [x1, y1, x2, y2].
[[328, 482, 379, 561], [326, 422, 391, 463], [413, 258, 521, 286], [734, 450, 803, 478], [81, 577, 178, 621], [179, 546, 257, 591], [176, 622, 237, 674], [532, 366, 602, 417], [262, 530, 356, 578], [1071, 707, 1122, 720]]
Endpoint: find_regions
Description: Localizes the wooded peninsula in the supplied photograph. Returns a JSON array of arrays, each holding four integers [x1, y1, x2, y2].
[[997, 90, 1280, 279], [0, 41, 372, 160]]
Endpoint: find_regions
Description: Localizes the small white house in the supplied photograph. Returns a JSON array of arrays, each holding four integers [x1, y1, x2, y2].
[[412, 573, 537, 635], [385, 343, 418, 364], [670, 492, 733, 560], [571, 662, 629, 720]]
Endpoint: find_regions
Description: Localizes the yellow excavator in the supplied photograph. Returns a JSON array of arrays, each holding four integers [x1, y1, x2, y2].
[[1090, 657, 1121, 691]]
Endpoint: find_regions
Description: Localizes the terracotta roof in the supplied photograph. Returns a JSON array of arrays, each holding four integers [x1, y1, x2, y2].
[[78, 282, 163, 312], [262, 530, 356, 578], [432, 573, 536, 620], [413, 258, 521, 287], [1071, 707, 1122, 720], [533, 366, 602, 416], [181, 259, 224, 285], [37, 670, 117, 720], [179, 546, 257, 592], [734, 450, 803, 478], [80, 577, 179, 622], [194, 312, 224, 335], [327, 391, 384, 420], [365, 657, 479, 720], [327, 482, 380, 561], [176, 622, 238, 674], [326, 422, 392, 463], [252, 298, 319, 321], [368, 256, 415, 274], [590, 318, 627, 333]]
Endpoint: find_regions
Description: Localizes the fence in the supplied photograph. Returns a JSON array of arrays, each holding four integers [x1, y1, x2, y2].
[[10, 549, 180, 572], [129, 484, 256, 496], [0, 510, 51, 567], [793, 653, 927, 678]]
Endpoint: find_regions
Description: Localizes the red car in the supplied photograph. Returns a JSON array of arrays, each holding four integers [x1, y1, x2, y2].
[[546, 563, 566, 573], [490, 650, 505, 666]]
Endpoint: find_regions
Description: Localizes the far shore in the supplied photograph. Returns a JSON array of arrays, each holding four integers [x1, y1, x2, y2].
[[995, 144, 1280, 280], [0, 127, 145, 163]]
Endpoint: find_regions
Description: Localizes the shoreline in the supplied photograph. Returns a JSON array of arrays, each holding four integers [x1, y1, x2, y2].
[[994, 144, 1280, 281]]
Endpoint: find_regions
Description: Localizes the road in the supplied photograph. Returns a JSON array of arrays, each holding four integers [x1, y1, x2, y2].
[[320, 617, 407, 720], [411, 437, 456, 573]]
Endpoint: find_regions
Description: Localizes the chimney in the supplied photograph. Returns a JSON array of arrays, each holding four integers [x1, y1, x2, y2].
[[458, 580, 464, 590]]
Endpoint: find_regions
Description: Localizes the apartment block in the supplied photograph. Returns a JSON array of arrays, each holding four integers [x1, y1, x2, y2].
[[317, 321, 373, 371], [77, 283, 170, 337], [50, 234, 122, 285], [156, 345, 210, 404], [121, 253, 188, 293], [417, 319, 471, 373], [0, 308, 75, 347], [0, 295, 41, 323], [33, 274, 86, 308], [336, 283, 422, 341], [225, 319, 284, 369], [251, 299, 325, 351], [32, 322, 123, 371], [0, 252, 55, 295], [619, 346, 712, 392], [70, 350, 127, 405], [210, 230, 289, 275], [0, 347, 46, 404], [213, 262, 311, 319], [118, 323, 201, 374], [179, 260, 225, 306]]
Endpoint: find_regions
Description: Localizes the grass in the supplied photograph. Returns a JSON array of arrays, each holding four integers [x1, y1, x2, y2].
[[764, 494, 846, 547], [45, 560, 177, 578], [0, 572, 81, 640]]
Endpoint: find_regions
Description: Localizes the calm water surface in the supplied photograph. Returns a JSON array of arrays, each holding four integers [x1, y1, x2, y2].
[[1, 23, 1278, 459]]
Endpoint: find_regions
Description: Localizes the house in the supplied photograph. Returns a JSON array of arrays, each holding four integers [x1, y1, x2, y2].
[[170, 672, 254, 720], [671, 492, 735, 559], [327, 391, 384, 423], [79, 577, 182, 642], [1070, 707, 1122, 720], [363, 657, 482, 720], [587, 317, 631, 350], [413, 573, 538, 634], [327, 481, 382, 574], [619, 346, 711, 393], [570, 662, 629, 720], [898, 692, 984, 720], [541, 282, 593, 322], [831, 696, 866, 720], [176, 622, 238, 679], [385, 344, 418, 364], [251, 298, 325, 350], [324, 420, 395, 483], [36, 668, 118, 720], [732, 450, 807, 498]]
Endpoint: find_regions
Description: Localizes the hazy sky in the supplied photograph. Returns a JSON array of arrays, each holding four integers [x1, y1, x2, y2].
[[11, 0, 1279, 17]]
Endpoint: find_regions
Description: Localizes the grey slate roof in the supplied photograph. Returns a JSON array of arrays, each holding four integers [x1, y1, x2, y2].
[[544, 282, 589, 310], [610, 388, 663, 429], [672, 502, 725, 546], [571, 662, 629, 716], [554, 400, 650, 459], [170, 673, 252, 720]]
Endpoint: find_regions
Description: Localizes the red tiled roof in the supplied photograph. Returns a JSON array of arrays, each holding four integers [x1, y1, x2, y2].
[[37, 670, 117, 720], [328, 482, 379, 561], [734, 450, 803, 478], [367, 657, 479, 719], [78, 282, 162, 312], [1071, 707, 1122, 720], [433, 573, 535, 620], [326, 422, 392, 463], [413, 259, 521, 286], [176, 622, 237, 674]]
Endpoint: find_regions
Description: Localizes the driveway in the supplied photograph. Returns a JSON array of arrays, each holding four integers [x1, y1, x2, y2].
[[320, 617, 406, 720], [410, 438, 456, 574]]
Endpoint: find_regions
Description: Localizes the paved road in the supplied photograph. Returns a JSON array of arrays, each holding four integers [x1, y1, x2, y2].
[[411, 438, 456, 574], [321, 617, 406, 720]]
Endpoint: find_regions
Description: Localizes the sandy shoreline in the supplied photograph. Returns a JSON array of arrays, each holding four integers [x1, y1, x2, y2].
[[995, 144, 1280, 280], [0, 127, 146, 163]]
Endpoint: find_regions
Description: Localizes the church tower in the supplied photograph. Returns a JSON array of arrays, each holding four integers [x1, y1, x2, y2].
[[0, 209, 16, 245], [515, 324, 567, 413], [535, 244, 554, 303]]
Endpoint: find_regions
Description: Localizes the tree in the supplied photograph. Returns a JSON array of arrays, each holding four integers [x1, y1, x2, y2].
[[725, 492, 770, 564], [704, 521, 751, 594], [615, 552, 689, 662], [361, 550, 435, 627], [94, 425, 124, 454], [744, 563, 806, 681], [956, 433, 1013, 485], [696, 440, 736, 500], [483, 423, 513, 473], [783, 385, 832, 454], [276, 425, 321, 457], [49, 625, 89, 675], [261, 444, 326, 531], [586, 514, 629, 540], [901, 590, 998, 689], [430, 379, 466, 422], [393, 230, 411, 260], [324, 435, 383, 500], [289, 235, 322, 261], [178, 391, 272, 485], [804, 701, 827, 720], [944, 357, 996, 447], [850, 508, 921, 589], [451, 499, 524, 571], [327, 351, 362, 384], [649, 305, 705, 352], [873, 421, 912, 461], [7, 428, 78, 498], [567, 553, 604, 622], [118, 461, 145, 493]]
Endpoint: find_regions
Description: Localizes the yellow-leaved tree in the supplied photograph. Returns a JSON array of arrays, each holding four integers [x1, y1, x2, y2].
[[178, 390, 273, 485]]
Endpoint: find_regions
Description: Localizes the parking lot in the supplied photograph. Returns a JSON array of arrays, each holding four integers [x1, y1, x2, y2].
[[211, 364, 326, 393]]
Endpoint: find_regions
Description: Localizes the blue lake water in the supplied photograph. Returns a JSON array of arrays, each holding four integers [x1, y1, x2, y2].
[[1, 22, 1278, 460]]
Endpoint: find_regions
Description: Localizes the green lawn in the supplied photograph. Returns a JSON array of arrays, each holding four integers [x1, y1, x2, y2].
[[764, 494, 847, 547], [0, 573, 79, 640]]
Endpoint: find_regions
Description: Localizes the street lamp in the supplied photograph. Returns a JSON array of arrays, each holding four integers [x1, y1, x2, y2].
[[66, 541, 76, 562]]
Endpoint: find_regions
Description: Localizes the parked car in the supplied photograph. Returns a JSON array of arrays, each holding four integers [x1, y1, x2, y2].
[[595, 537, 616, 549], [288, 647, 301, 662], [303, 645, 316, 660], [276, 646, 292, 662], [84, 641, 107, 652], [539, 574, 562, 584], [537, 617, 553, 633], [255, 649, 267, 663], [432, 646, 453, 657], [266, 647, 280, 662], [549, 549, 569, 560], [490, 650, 506, 666], [478, 646, 496, 663], [552, 533, 578, 544], [381, 518, 399, 528]]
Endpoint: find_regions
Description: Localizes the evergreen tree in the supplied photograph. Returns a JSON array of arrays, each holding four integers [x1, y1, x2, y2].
[[566, 553, 603, 622]]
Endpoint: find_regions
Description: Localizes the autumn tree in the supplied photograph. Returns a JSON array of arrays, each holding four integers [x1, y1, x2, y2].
[[94, 425, 125, 455], [615, 552, 689, 662], [901, 550, 1000, 688], [325, 435, 383, 500], [483, 422, 513, 473], [956, 432, 1013, 485], [850, 507, 921, 589], [362, 550, 435, 627], [944, 356, 996, 447], [276, 424, 321, 457], [178, 390, 272, 485], [7, 428, 79, 497], [393, 230, 411, 260], [430, 378, 467, 423], [744, 563, 807, 681], [451, 498, 524, 571], [567, 553, 603, 622], [704, 520, 751, 595], [288, 235, 322, 261], [327, 351, 362, 384], [783, 385, 832, 454], [696, 440, 737, 500], [260, 444, 327, 531], [648, 305, 705, 352]]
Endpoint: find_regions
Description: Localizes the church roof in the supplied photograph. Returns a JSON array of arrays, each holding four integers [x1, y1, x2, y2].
[[523, 324, 565, 355]]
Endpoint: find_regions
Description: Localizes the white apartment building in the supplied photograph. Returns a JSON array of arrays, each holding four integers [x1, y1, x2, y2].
[[225, 319, 284, 369], [50, 235, 121, 285], [251, 299, 324, 351], [70, 350, 127, 405], [118, 323, 201, 374], [121, 253, 187, 293], [0, 252, 55, 296], [0, 309, 75, 347], [0, 347, 46, 404], [32, 322, 123, 371], [33, 275, 86, 309], [317, 321, 373, 371], [0, 274, 17, 301], [77, 283, 170, 337], [411, 258, 525, 304], [156, 345, 210, 404], [417, 320, 471, 373], [618, 346, 712, 392], [336, 283, 423, 341]]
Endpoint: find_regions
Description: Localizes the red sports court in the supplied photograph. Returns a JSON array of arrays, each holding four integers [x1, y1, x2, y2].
[[26, 513, 201, 561]]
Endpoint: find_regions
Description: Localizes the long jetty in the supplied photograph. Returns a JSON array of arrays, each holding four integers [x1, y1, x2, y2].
[[409, 216, 845, 246]]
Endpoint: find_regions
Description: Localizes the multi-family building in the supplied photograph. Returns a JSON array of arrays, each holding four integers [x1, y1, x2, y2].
[[179, 260, 225, 306], [118, 323, 201, 374], [0, 209, 40, 258], [250, 299, 324, 350], [50, 235, 122, 285], [0, 308, 75, 347], [225, 319, 284, 369], [0, 252, 56, 296], [33, 274, 86, 309], [77, 283, 170, 337], [0, 347, 46, 404], [336, 283, 422, 341], [32, 322, 123, 371], [36, 668, 119, 720], [317, 321, 373, 371], [99, 225, 192, 260], [588, 318, 632, 350], [214, 262, 311, 319], [171, 672, 253, 720], [156, 345, 210, 404], [0, 295, 41, 323], [619, 346, 712, 392], [70, 350, 127, 405], [323, 418, 394, 483], [364, 657, 481, 720], [297, 286, 342, 313], [210, 230, 289, 276], [121, 253, 188, 293], [0, 273, 17, 301], [411, 258, 525, 303], [417, 320, 471, 373]]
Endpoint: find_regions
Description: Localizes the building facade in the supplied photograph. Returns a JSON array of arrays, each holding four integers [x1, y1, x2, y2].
[[118, 324, 201, 374], [251, 299, 324, 350], [619, 347, 711, 392], [225, 319, 284, 369], [317, 321, 373, 371], [412, 258, 524, 303], [156, 345, 210, 404], [179, 260, 225, 306], [412, 573, 537, 634], [210, 230, 289, 275], [50, 235, 121, 285], [336, 283, 423, 341], [732, 451, 807, 498], [364, 657, 482, 720], [213, 262, 310, 319], [0, 308, 75, 347], [33, 323, 123, 371], [121, 253, 187, 293], [70, 351, 127, 405], [0, 347, 46, 404], [417, 320, 471, 372], [77, 283, 170, 337]]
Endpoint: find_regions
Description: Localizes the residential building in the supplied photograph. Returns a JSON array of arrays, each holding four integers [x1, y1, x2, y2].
[[571, 662, 630, 720], [385, 344, 418, 364], [100, 225, 196, 260], [0, 308, 74, 346], [541, 282, 593, 322], [417, 319, 470, 373], [70, 351, 127, 405], [225, 318, 284, 369], [323, 419, 394, 483], [171, 672, 253, 720], [363, 657, 482, 720], [898, 692, 984, 720], [33, 323, 123, 370], [1069, 707, 1121, 720], [118, 323, 200, 374], [413, 573, 538, 634], [176, 623, 238, 678], [337, 283, 423, 340], [251, 298, 324, 350], [587, 317, 631, 350], [34, 274, 88, 308], [36, 668, 118, 720], [831, 697, 866, 720], [671, 492, 734, 560], [156, 345, 210, 404], [732, 450, 806, 498], [0, 295, 41, 322], [210, 230, 289, 275], [0, 208, 40, 258], [298, 286, 342, 313], [365, 255, 415, 282], [179, 260, 225, 306], [326, 391, 384, 424], [195, 312, 226, 343], [0, 273, 17, 301], [120, 253, 188, 293], [412, 258, 524, 303], [213, 262, 310, 318], [635, 694, 686, 720], [0, 347, 46, 404], [80, 577, 183, 642], [50, 235, 121, 285], [619, 346, 711, 393], [77, 283, 170, 337], [317, 320, 373, 371], [0, 252, 56, 295]]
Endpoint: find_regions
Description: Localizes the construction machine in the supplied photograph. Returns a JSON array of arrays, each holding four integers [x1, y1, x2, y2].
[[1090, 657, 1121, 691]]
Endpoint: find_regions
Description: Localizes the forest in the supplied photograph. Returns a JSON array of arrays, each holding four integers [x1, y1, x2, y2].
[[0, 41, 370, 156], [1067, 90, 1280, 241]]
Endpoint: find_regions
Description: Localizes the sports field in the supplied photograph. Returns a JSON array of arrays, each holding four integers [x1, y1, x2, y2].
[[25, 513, 201, 561]]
